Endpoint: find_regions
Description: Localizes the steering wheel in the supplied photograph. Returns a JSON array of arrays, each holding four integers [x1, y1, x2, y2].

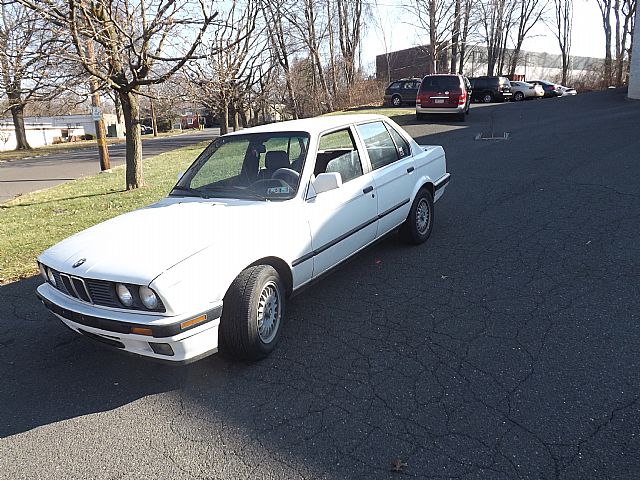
[[272, 168, 300, 185]]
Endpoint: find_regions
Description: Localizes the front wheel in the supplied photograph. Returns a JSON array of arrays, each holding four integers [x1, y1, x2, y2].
[[482, 92, 493, 103], [220, 265, 285, 360], [513, 91, 524, 102], [399, 189, 434, 245], [391, 95, 402, 107]]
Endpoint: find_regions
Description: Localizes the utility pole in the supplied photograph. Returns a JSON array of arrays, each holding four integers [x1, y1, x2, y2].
[[86, 40, 111, 171]]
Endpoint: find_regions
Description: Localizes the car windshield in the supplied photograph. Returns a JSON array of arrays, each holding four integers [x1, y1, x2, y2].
[[171, 132, 310, 201]]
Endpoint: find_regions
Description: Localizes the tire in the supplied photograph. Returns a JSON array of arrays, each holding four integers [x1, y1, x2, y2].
[[456, 111, 465, 122], [514, 91, 524, 102], [416, 112, 426, 121], [391, 95, 402, 107], [482, 92, 493, 103], [399, 188, 434, 245], [220, 265, 285, 360]]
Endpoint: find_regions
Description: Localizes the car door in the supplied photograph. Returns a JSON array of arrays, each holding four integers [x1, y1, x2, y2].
[[355, 121, 415, 236], [303, 127, 378, 278]]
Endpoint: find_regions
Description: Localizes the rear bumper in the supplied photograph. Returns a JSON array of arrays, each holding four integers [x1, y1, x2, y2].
[[36, 283, 222, 363], [416, 104, 466, 114]]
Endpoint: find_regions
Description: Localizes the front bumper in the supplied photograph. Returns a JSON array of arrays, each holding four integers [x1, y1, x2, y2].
[[37, 283, 222, 363]]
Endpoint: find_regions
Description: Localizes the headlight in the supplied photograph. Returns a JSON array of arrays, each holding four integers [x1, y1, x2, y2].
[[116, 283, 134, 307], [46, 267, 57, 287], [139, 286, 159, 310], [39, 263, 47, 281]]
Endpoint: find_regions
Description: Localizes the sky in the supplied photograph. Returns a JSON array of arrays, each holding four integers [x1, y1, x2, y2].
[[363, 0, 608, 72]]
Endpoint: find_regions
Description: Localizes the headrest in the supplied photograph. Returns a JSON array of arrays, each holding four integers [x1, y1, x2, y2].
[[265, 151, 290, 170]]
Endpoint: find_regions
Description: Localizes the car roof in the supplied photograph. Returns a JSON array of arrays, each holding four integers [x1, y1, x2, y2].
[[223, 114, 391, 137]]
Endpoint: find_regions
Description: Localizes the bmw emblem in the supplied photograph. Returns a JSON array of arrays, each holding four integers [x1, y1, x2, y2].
[[72, 258, 86, 268]]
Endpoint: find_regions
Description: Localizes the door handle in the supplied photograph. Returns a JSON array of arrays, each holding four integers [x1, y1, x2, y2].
[[406, 166, 415, 173], [362, 186, 374, 194]]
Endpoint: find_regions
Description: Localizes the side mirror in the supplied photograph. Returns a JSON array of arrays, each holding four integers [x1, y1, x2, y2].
[[177, 171, 184, 181], [312, 172, 342, 195]]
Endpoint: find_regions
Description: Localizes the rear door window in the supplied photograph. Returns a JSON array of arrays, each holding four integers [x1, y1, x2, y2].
[[385, 123, 411, 159], [420, 76, 460, 91], [356, 122, 399, 170], [315, 129, 363, 184]]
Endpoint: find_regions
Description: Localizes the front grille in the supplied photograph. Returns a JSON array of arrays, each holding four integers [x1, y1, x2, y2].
[[85, 280, 120, 308], [46, 267, 165, 312]]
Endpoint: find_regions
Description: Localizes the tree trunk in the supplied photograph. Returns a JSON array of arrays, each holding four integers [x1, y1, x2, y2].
[[451, 0, 461, 74], [459, 0, 472, 74], [219, 98, 229, 135], [119, 90, 144, 190], [114, 93, 124, 125], [8, 94, 31, 150]]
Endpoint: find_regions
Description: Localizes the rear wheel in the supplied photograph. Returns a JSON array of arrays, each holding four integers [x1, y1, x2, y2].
[[399, 188, 434, 245], [456, 111, 465, 122], [416, 112, 427, 121], [514, 91, 525, 101], [220, 265, 285, 360], [391, 95, 402, 107]]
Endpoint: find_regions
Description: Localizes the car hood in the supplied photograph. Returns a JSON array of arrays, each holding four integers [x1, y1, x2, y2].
[[39, 197, 268, 285]]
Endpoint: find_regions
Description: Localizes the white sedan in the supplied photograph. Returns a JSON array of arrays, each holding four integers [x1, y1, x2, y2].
[[36, 114, 450, 364], [509, 81, 545, 101]]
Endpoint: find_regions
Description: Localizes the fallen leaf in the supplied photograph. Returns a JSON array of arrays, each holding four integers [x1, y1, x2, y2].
[[391, 458, 407, 473]]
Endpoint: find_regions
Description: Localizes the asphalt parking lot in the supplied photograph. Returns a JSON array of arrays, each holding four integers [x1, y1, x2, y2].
[[1, 89, 639, 479]]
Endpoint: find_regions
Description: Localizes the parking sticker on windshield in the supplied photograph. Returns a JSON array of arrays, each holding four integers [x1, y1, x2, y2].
[[267, 186, 291, 195]]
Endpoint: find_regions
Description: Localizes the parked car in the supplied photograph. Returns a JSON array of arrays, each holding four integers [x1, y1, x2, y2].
[[469, 76, 513, 103], [558, 85, 578, 96], [508, 81, 545, 101], [416, 74, 472, 121], [383, 78, 422, 107], [36, 114, 450, 364], [140, 125, 153, 135], [527, 80, 562, 98]]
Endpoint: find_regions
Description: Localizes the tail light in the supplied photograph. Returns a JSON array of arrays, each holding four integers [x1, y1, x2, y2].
[[458, 92, 467, 105], [417, 93, 426, 104]]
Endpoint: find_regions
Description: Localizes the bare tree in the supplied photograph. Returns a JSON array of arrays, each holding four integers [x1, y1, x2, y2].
[[479, 0, 510, 75], [596, 0, 614, 85], [187, 0, 261, 134], [614, 0, 637, 84], [261, 0, 300, 118], [508, 0, 548, 76], [0, 2, 74, 150], [458, 0, 475, 74], [403, 0, 456, 73], [552, 0, 573, 85], [286, 0, 333, 111], [18, 0, 217, 189], [337, 0, 363, 87]]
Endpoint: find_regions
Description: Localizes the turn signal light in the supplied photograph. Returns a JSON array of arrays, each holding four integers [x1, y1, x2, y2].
[[180, 314, 207, 330], [131, 327, 153, 336]]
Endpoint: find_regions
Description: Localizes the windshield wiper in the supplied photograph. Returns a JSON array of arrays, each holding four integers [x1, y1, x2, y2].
[[170, 186, 210, 199], [205, 186, 268, 201]]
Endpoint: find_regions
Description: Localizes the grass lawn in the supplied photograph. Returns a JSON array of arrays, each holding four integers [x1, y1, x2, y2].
[[0, 141, 209, 284]]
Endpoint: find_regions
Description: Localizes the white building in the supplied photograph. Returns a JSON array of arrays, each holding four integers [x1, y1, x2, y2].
[[0, 122, 84, 152]]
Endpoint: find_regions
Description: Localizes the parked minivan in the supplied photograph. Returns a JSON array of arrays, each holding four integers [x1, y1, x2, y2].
[[470, 76, 512, 103], [416, 74, 472, 121]]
